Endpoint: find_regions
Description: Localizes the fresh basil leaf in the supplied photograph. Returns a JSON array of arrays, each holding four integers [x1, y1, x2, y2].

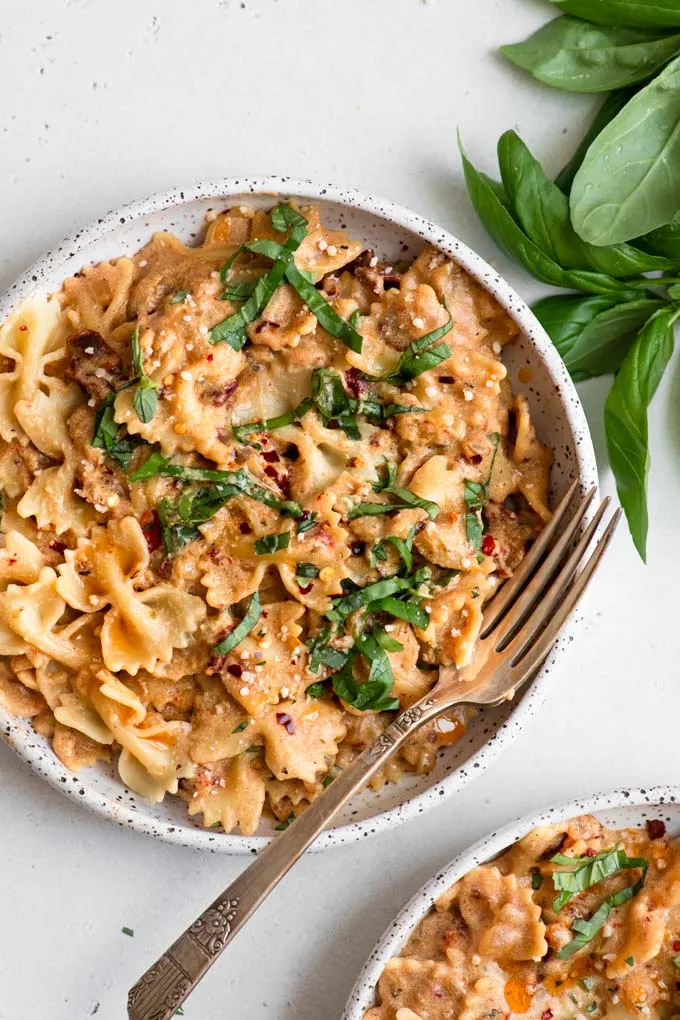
[[556, 87, 639, 193], [348, 485, 439, 521], [131, 325, 144, 378], [349, 309, 361, 329], [459, 137, 644, 295], [551, 843, 648, 911], [275, 812, 295, 831], [232, 721, 248, 734], [369, 526, 418, 574], [306, 682, 326, 698], [550, 0, 680, 30], [557, 873, 647, 959], [502, 16, 680, 93], [669, 283, 680, 298], [604, 305, 679, 559], [305, 627, 350, 673], [376, 403, 428, 419], [129, 455, 304, 518], [214, 592, 261, 654], [370, 595, 430, 629], [253, 531, 290, 555], [498, 131, 674, 276], [133, 380, 158, 424], [531, 869, 543, 890], [210, 215, 308, 347], [638, 210, 680, 260], [284, 263, 363, 353], [296, 512, 318, 535], [296, 562, 320, 579], [374, 629, 404, 653], [312, 368, 360, 438], [571, 55, 680, 244], [326, 574, 414, 622], [533, 294, 665, 380], [232, 397, 313, 441]]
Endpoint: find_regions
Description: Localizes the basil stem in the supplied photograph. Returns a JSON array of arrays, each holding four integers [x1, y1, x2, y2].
[[214, 592, 262, 654]]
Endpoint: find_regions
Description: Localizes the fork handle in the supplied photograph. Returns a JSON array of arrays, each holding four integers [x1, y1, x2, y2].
[[127, 693, 443, 1020]]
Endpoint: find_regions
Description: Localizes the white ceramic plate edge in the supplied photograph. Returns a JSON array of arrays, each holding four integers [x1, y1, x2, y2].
[[0, 176, 598, 853], [342, 785, 680, 1018]]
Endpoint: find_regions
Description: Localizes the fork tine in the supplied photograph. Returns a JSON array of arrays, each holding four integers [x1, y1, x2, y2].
[[480, 478, 586, 638], [483, 485, 598, 648], [505, 507, 621, 683]]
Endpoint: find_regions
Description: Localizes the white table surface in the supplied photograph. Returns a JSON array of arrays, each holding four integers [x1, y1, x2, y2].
[[1, 1, 678, 1017]]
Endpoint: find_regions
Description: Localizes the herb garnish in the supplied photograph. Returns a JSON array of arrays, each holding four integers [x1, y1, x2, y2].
[[306, 627, 350, 673], [156, 486, 230, 554], [92, 393, 143, 469], [253, 531, 290, 555], [306, 682, 326, 698], [231, 721, 249, 734], [169, 290, 190, 304], [130, 327, 160, 424], [122, 927, 134, 937], [369, 524, 418, 574], [129, 453, 304, 518], [383, 310, 453, 384], [553, 844, 649, 959], [232, 397, 313, 442], [348, 485, 439, 522], [463, 433, 501, 550], [275, 812, 296, 831], [331, 633, 400, 712], [296, 562, 320, 579], [214, 592, 261, 655]]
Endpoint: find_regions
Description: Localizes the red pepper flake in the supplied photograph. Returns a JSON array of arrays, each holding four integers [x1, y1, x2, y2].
[[227, 664, 242, 678], [139, 509, 163, 553], [344, 368, 367, 399], [647, 819, 666, 840], [481, 534, 496, 556], [438, 375, 455, 384], [673, 940, 680, 952], [239, 522, 252, 535], [584, 848, 597, 857], [207, 353, 214, 362], [469, 453, 483, 465], [432, 987, 444, 999], [48, 539, 66, 554], [298, 582, 312, 595], [19, 324, 28, 332], [262, 450, 280, 463], [264, 466, 278, 479], [276, 712, 295, 735], [541, 1012, 553, 1020]]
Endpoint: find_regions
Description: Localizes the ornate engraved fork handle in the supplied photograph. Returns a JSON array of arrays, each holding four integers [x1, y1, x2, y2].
[[127, 693, 444, 1020]]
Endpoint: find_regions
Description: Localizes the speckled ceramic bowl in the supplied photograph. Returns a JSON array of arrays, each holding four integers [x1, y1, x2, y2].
[[343, 786, 680, 1019], [0, 177, 597, 853]]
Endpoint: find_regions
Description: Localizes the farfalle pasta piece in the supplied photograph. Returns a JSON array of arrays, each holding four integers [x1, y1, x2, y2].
[[452, 866, 547, 962], [184, 757, 266, 835], [0, 568, 88, 669], [257, 698, 346, 784], [512, 395, 552, 522], [0, 659, 46, 717], [62, 258, 134, 338], [0, 530, 45, 585]]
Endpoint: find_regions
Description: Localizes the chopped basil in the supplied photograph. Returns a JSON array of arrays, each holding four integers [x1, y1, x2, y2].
[[322, 773, 335, 787], [313, 368, 361, 439], [372, 460, 397, 492], [122, 927, 134, 937], [275, 812, 296, 831], [326, 574, 414, 622], [214, 593, 261, 655], [349, 309, 361, 329], [463, 433, 501, 550], [305, 626, 350, 673], [232, 397, 313, 441], [296, 562, 320, 579], [231, 721, 248, 733], [373, 629, 404, 653], [348, 485, 439, 522], [383, 308, 453, 385], [129, 453, 304, 518], [332, 633, 399, 712], [625, 956, 635, 966], [531, 868, 543, 890], [370, 595, 429, 629], [551, 843, 647, 912], [169, 290, 190, 304], [156, 486, 231, 555], [210, 212, 307, 348], [92, 393, 143, 469], [285, 263, 363, 353], [222, 281, 258, 302], [673, 955, 680, 969], [306, 682, 326, 698], [253, 531, 290, 555], [270, 203, 308, 234], [555, 849, 648, 959], [296, 512, 318, 535], [130, 327, 160, 424]]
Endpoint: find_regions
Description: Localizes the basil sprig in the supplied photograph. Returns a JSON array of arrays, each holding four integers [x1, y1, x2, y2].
[[214, 593, 261, 655], [348, 485, 439, 521], [130, 327, 160, 424], [129, 451, 304, 518], [92, 393, 143, 469]]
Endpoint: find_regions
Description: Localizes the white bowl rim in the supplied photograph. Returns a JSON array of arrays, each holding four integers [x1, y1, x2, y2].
[[342, 785, 680, 1019], [0, 175, 598, 853]]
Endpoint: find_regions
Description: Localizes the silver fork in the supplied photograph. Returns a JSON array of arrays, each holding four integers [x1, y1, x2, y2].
[[128, 481, 619, 1020]]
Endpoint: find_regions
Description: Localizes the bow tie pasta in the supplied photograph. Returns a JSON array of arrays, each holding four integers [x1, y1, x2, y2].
[[0, 202, 550, 834]]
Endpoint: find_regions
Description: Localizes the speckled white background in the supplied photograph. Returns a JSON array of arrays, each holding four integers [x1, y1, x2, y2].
[[0, 2, 678, 1018]]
